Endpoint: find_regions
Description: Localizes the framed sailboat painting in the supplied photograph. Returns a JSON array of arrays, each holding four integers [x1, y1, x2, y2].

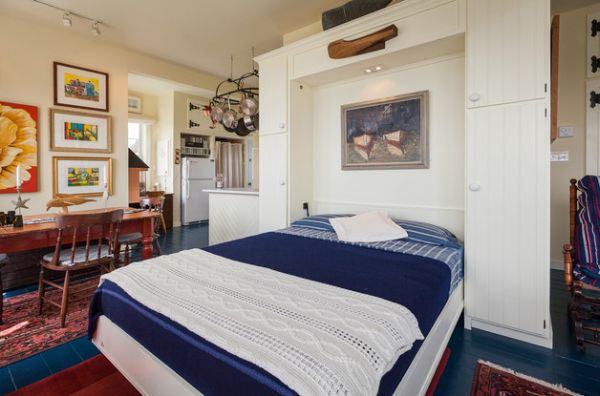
[[341, 91, 428, 170]]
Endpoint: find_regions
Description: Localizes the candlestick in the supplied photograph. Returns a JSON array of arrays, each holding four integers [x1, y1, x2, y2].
[[16, 164, 21, 188]]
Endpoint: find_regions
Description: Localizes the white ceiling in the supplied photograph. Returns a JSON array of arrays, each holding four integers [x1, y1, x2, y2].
[[1, 0, 346, 78]]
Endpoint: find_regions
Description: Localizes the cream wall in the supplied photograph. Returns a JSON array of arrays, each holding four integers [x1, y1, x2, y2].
[[0, 11, 221, 214], [312, 55, 465, 237], [550, 3, 600, 266], [128, 90, 159, 120]]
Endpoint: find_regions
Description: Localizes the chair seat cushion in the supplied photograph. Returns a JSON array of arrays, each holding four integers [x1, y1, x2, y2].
[[119, 232, 143, 244], [43, 246, 112, 266]]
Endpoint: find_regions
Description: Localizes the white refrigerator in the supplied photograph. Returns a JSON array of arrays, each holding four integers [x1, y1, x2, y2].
[[181, 157, 215, 225]]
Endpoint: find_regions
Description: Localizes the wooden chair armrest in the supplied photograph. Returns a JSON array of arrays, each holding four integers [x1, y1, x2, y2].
[[563, 243, 574, 290]]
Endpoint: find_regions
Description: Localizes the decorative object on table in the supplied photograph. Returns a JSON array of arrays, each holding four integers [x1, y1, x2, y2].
[[53, 156, 112, 197], [0, 212, 6, 226], [49, 109, 112, 153], [54, 62, 109, 112], [46, 194, 96, 213], [322, 0, 393, 30], [328, 24, 398, 59], [127, 95, 142, 113], [470, 360, 581, 396], [341, 91, 429, 170], [0, 101, 38, 193], [204, 55, 259, 137], [6, 211, 15, 225], [12, 164, 30, 221], [216, 174, 224, 188]]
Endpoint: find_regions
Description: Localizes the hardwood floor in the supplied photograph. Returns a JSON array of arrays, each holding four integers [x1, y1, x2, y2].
[[1, 224, 598, 395]]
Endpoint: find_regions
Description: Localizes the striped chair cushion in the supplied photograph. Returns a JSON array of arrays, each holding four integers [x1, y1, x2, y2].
[[574, 176, 600, 286], [291, 215, 460, 248], [42, 246, 113, 266]]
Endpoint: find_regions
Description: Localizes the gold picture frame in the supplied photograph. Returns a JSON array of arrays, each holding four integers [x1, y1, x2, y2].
[[53, 156, 112, 197], [49, 109, 112, 153]]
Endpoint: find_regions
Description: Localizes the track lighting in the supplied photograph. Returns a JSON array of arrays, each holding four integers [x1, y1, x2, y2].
[[62, 12, 72, 27], [91, 21, 101, 36], [32, 0, 104, 36]]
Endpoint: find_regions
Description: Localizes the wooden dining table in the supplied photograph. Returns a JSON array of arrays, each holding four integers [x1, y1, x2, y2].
[[0, 208, 160, 259], [0, 208, 160, 324]]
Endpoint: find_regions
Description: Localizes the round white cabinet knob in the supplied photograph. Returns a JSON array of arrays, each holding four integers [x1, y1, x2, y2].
[[469, 183, 481, 192], [468, 93, 481, 103], [280, 180, 286, 186], [278, 122, 286, 129]]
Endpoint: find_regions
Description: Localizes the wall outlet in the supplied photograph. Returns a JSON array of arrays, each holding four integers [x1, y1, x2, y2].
[[558, 126, 575, 138], [551, 151, 569, 162]]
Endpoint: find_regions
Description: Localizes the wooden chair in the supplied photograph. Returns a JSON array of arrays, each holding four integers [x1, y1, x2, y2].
[[563, 179, 600, 349], [120, 193, 164, 265], [0, 254, 7, 325], [38, 209, 123, 328]]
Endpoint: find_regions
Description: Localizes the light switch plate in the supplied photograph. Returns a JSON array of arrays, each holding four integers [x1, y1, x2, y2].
[[551, 151, 569, 162], [558, 126, 575, 138]]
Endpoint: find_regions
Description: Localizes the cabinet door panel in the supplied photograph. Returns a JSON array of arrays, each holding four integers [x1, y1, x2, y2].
[[466, 101, 549, 336], [467, 0, 547, 108], [259, 134, 288, 232], [259, 56, 288, 134]]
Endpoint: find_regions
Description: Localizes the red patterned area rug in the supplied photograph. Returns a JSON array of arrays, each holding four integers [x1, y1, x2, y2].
[[7, 355, 139, 396], [0, 280, 96, 367], [470, 360, 582, 396]]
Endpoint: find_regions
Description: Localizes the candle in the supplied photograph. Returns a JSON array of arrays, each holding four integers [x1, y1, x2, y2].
[[16, 165, 21, 188]]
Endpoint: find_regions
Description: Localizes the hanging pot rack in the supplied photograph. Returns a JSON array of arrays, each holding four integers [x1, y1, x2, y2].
[[209, 70, 259, 107]]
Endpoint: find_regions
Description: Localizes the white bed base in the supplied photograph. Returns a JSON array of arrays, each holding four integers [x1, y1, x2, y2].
[[92, 280, 463, 396]]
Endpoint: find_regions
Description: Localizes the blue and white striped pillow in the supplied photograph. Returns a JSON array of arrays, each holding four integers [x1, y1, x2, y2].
[[290, 215, 460, 248]]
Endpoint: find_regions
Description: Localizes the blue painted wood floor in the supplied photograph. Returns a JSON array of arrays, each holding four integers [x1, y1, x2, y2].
[[1, 224, 599, 395]]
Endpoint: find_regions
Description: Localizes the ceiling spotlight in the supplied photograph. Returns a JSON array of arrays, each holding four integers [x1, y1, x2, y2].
[[62, 12, 72, 27], [91, 21, 101, 36], [364, 65, 384, 74]]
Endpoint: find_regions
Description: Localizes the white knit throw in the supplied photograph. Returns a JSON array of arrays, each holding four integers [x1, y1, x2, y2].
[[101, 249, 424, 395]]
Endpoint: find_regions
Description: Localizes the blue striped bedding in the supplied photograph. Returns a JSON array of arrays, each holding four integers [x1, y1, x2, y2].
[[277, 226, 463, 293]]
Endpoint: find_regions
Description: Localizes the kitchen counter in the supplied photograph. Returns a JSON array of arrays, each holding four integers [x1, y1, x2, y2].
[[204, 188, 259, 245], [203, 188, 259, 196]]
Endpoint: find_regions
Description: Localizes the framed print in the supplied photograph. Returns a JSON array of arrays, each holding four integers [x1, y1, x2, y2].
[[0, 100, 38, 193], [128, 96, 142, 113], [341, 91, 429, 170], [54, 62, 109, 112], [50, 109, 112, 153], [53, 156, 112, 197]]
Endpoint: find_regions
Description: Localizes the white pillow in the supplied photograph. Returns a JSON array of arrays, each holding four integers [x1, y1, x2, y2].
[[329, 211, 408, 243]]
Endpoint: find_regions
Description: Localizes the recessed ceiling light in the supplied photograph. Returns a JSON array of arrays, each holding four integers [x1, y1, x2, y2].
[[91, 21, 101, 36], [62, 12, 72, 27], [364, 65, 384, 74]]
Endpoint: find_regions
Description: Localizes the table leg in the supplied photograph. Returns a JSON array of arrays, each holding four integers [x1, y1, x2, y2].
[[141, 217, 154, 260], [0, 265, 3, 325]]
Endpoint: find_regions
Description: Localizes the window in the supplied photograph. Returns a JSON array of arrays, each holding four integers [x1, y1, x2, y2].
[[128, 122, 150, 164], [128, 121, 151, 191]]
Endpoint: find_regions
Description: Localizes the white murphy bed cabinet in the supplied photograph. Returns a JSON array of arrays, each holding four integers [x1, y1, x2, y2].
[[465, 0, 551, 348], [256, 0, 552, 348]]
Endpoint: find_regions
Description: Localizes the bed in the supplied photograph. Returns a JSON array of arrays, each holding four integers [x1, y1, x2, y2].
[[89, 221, 464, 396]]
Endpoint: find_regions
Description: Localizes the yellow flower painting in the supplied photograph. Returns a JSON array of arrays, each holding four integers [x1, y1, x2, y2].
[[0, 102, 38, 192]]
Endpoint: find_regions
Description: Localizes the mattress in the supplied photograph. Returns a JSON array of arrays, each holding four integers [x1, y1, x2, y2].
[[89, 231, 458, 395]]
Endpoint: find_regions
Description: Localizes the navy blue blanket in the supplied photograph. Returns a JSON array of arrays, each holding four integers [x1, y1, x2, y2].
[[89, 232, 452, 395]]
